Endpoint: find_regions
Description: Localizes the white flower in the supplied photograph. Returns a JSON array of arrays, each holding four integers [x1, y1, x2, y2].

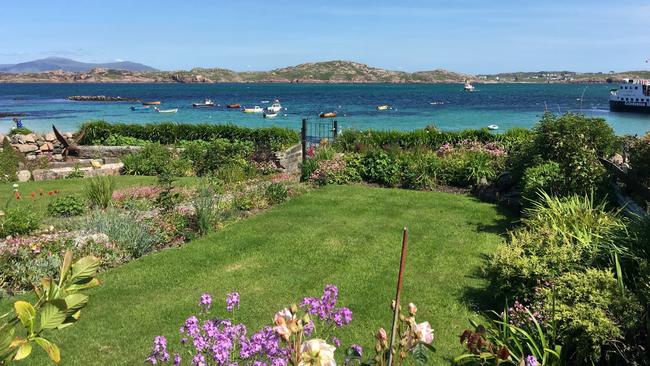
[[274, 308, 295, 325], [299, 339, 336, 366], [12, 183, 19, 189], [414, 321, 434, 344]]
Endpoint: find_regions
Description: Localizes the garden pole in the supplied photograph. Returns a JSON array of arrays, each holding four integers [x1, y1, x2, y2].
[[387, 227, 409, 366], [301, 118, 307, 161]]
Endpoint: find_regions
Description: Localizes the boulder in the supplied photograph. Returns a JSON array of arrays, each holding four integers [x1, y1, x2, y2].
[[12, 144, 38, 153], [39, 142, 54, 152], [63, 132, 73, 138], [44, 133, 56, 142], [16, 170, 31, 182], [22, 134, 36, 143]]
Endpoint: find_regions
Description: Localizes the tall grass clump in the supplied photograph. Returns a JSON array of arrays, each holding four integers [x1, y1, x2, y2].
[[84, 176, 115, 209], [192, 185, 222, 236], [84, 209, 159, 258]]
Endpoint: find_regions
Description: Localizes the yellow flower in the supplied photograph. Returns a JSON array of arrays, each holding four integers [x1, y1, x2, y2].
[[299, 339, 336, 366]]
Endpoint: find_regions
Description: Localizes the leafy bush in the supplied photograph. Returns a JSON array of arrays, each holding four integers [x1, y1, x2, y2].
[[191, 185, 222, 236], [521, 161, 564, 203], [47, 195, 85, 217], [0, 207, 41, 237], [84, 209, 160, 258], [0, 138, 21, 182], [488, 192, 626, 295], [361, 150, 401, 187], [8, 127, 32, 136], [536, 269, 641, 365], [84, 176, 115, 209], [79, 121, 299, 151], [629, 132, 650, 185], [122, 143, 191, 176], [400, 152, 440, 190], [100, 134, 149, 146], [264, 183, 288, 204]]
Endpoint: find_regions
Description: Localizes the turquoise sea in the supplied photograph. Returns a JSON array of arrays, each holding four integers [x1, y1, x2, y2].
[[1, 83, 649, 135]]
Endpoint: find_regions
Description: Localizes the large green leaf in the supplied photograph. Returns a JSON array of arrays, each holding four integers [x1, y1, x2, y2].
[[0, 326, 14, 353], [34, 337, 61, 364], [59, 250, 74, 283], [40, 301, 67, 331], [63, 294, 89, 315], [13, 301, 35, 332], [13, 342, 32, 360], [65, 278, 101, 293], [69, 256, 100, 285]]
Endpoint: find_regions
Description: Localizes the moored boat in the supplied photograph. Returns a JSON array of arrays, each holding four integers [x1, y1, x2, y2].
[[487, 124, 499, 130], [319, 112, 337, 118], [464, 81, 475, 92], [266, 100, 282, 113], [154, 107, 178, 113], [263, 112, 278, 118], [227, 103, 241, 109], [130, 106, 150, 111], [243, 106, 264, 113], [376, 105, 390, 110], [142, 101, 161, 105], [609, 79, 650, 113], [192, 98, 215, 107]]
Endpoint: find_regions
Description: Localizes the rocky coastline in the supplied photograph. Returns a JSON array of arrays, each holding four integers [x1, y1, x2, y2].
[[67, 95, 141, 102]]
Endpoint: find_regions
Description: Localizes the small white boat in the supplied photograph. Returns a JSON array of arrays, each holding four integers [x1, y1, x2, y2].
[[487, 124, 499, 130], [243, 106, 264, 113], [263, 112, 278, 118], [192, 98, 215, 107], [155, 107, 178, 114], [266, 100, 282, 113], [464, 81, 475, 92], [261, 100, 270, 104]]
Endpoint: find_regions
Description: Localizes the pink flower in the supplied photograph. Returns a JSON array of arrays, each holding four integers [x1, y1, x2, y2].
[[408, 303, 417, 315], [415, 321, 434, 344]]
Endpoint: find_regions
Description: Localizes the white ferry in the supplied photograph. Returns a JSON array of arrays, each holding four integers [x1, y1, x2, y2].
[[609, 79, 650, 113]]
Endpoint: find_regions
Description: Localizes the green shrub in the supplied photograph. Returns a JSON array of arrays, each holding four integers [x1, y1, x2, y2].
[[192, 185, 222, 236], [47, 195, 85, 217], [122, 143, 191, 176], [537, 269, 641, 365], [629, 132, 650, 185], [0, 206, 41, 237], [521, 161, 564, 203], [488, 192, 626, 295], [0, 138, 21, 182], [79, 121, 299, 151], [400, 152, 440, 190], [84, 209, 159, 258], [85, 176, 115, 209], [265, 183, 288, 204], [361, 150, 401, 187], [100, 134, 149, 146], [181, 139, 255, 178], [8, 127, 32, 136], [463, 151, 500, 185]]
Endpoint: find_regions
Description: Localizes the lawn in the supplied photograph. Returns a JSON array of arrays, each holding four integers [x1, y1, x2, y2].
[[15, 185, 512, 365]]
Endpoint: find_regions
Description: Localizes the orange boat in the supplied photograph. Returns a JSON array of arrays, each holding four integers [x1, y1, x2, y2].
[[227, 103, 241, 109], [142, 101, 161, 105], [319, 112, 337, 118]]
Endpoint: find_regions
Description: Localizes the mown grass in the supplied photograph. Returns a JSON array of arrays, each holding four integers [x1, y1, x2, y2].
[[13, 185, 512, 365]]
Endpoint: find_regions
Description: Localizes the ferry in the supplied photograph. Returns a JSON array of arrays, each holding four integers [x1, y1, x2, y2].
[[609, 79, 650, 113]]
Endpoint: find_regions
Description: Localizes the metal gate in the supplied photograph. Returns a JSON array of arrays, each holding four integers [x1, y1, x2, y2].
[[301, 118, 339, 160]]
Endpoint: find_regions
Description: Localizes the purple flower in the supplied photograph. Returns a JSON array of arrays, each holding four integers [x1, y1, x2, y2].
[[173, 353, 182, 366], [333, 307, 353, 327], [526, 355, 539, 366], [192, 353, 207, 366], [304, 321, 314, 336], [199, 293, 212, 312], [226, 292, 240, 312], [351, 344, 363, 356], [331, 336, 341, 347], [146, 336, 170, 364]]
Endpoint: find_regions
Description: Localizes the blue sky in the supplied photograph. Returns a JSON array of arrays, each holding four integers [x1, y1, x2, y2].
[[1, 0, 648, 73]]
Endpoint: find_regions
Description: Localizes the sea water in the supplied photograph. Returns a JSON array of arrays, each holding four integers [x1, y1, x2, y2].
[[1, 83, 649, 135]]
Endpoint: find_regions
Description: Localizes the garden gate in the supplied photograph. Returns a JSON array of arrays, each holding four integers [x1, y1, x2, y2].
[[301, 118, 339, 160]]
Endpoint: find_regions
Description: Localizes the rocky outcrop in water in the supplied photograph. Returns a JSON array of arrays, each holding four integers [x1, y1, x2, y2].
[[67, 95, 141, 102]]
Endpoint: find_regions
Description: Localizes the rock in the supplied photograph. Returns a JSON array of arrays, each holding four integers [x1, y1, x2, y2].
[[53, 154, 63, 161], [16, 170, 31, 182], [0, 134, 6, 143], [12, 144, 38, 153], [63, 132, 73, 138], [44, 133, 56, 142], [66, 95, 141, 102], [25, 154, 36, 161], [39, 142, 54, 152], [22, 134, 36, 143]]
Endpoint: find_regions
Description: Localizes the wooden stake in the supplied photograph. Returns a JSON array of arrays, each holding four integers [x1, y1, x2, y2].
[[388, 227, 409, 366]]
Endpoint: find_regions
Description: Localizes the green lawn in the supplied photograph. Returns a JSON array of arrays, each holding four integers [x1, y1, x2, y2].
[[17, 185, 511, 365]]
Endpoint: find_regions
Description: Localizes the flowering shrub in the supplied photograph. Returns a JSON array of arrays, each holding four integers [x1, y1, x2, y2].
[[112, 186, 162, 202], [146, 285, 434, 366]]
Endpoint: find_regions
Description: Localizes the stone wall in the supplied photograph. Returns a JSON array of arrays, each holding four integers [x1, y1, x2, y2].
[[2, 132, 71, 162], [273, 143, 303, 174]]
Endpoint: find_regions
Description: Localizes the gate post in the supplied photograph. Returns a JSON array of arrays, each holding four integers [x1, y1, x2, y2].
[[333, 120, 338, 139], [301, 118, 307, 161]]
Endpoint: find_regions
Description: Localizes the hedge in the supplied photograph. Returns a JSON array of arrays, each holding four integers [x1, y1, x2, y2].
[[78, 121, 300, 151]]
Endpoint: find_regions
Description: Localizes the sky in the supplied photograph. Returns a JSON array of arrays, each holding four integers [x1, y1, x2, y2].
[[0, 0, 648, 73]]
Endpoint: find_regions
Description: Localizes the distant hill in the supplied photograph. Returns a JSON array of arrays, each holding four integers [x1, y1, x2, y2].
[[0, 57, 157, 73], [0, 59, 648, 83]]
